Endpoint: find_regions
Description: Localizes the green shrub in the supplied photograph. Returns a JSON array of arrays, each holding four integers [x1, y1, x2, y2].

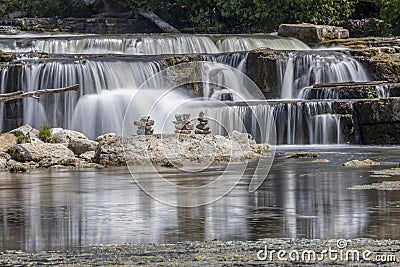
[[39, 123, 51, 143], [16, 134, 25, 144], [378, 0, 400, 35]]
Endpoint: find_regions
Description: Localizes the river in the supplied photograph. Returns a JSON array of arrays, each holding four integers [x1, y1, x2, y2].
[[1, 145, 399, 252]]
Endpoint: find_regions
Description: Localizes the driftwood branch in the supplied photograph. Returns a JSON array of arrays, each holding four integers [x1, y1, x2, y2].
[[0, 84, 80, 103]]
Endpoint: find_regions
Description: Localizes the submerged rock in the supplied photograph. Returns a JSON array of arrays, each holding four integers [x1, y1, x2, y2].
[[343, 159, 379, 167], [284, 152, 319, 159]]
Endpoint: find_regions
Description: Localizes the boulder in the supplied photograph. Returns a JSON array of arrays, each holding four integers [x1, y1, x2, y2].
[[9, 124, 40, 140], [51, 128, 88, 144], [278, 23, 349, 44], [0, 133, 17, 152], [68, 139, 98, 155], [8, 143, 77, 165]]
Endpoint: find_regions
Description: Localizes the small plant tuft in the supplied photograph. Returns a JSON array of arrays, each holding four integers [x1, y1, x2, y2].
[[16, 134, 25, 144], [39, 123, 52, 143]]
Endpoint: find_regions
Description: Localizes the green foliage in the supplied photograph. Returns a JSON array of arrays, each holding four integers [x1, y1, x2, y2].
[[0, 0, 91, 18], [38, 123, 51, 143], [172, 0, 360, 32], [16, 134, 25, 144], [287, 0, 359, 25], [378, 0, 400, 35]]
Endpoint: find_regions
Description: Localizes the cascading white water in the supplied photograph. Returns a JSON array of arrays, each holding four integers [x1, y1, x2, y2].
[[272, 101, 341, 145], [0, 59, 164, 134], [299, 87, 340, 100], [306, 102, 341, 144], [216, 36, 310, 52], [375, 84, 391, 98], [0, 34, 310, 55], [0, 69, 7, 131], [0, 33, 380, 145], [278, 51, 369, 99]]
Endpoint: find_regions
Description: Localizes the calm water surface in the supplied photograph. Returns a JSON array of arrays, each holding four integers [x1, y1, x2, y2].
[[1, 146, 399, 251]]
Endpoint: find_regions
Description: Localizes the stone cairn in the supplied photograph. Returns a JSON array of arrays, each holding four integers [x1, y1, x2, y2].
[[134, 116, 154, 135], [174, 114, 193, 134], [195, 112, 211, 135]]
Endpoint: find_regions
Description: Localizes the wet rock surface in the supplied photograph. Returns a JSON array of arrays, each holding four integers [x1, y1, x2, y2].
[[1, 239, 399, 266]]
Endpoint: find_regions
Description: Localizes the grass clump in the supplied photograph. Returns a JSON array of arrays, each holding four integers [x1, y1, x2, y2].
[[39, 123, 51, 143], [16, 134, 25, 144]]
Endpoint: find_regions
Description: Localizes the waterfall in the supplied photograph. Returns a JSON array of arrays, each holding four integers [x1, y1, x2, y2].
[[216, 36, 310, 52], [0, 34, 310, 55], [299, 87, 340, 100], [0, 59, 164, 135], [272, 101, 341, 145], [375, 84, 391, 98], [277, 51, 369, 99]]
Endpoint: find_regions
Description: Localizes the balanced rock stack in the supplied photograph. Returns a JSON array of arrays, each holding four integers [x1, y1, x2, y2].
[[134, 116, 154, 135], [174, 114, 193, 134], [195, 112, 211, 135]]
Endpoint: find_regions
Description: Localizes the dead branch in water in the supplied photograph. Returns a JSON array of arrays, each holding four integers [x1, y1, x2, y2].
[[0, 84, 80, 103]]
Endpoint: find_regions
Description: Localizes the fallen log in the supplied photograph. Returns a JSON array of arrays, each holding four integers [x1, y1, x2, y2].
[[0, 84, 80, 103], [138, 10, 180, 33]]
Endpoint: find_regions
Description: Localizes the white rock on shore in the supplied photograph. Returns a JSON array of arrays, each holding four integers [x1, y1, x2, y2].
[[94, 131, 270, 166]]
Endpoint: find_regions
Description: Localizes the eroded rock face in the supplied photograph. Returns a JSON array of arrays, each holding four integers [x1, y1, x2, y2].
[[353, 97, 400, 144], [246, 48, 279, 99], [278, 24, 349, 44], [94, 131, 268, 166]]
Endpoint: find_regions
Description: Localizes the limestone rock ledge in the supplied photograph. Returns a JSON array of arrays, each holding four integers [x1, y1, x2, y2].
[[93, 131, 270, 166]]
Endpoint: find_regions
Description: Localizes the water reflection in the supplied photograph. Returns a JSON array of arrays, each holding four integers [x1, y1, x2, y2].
[[1, 146, 400, 251]]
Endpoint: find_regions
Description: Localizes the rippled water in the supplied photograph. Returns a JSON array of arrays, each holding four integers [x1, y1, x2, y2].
[[1, 146, 399, 251]]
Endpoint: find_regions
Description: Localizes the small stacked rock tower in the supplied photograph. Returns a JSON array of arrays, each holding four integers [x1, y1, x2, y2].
[[134, 116, 154, 135], [195, 112, 211, 134], [174, 114, 193, 134]]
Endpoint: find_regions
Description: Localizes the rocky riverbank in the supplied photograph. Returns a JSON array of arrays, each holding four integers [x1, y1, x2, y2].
[[0, 125, 269, 172], [1, 239, 399, 266]]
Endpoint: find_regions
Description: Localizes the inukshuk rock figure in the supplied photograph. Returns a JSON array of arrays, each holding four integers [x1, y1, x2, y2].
[[195, 112, 211, 134], [134, 116, 154, 135], [174, 114, 193, 134]]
